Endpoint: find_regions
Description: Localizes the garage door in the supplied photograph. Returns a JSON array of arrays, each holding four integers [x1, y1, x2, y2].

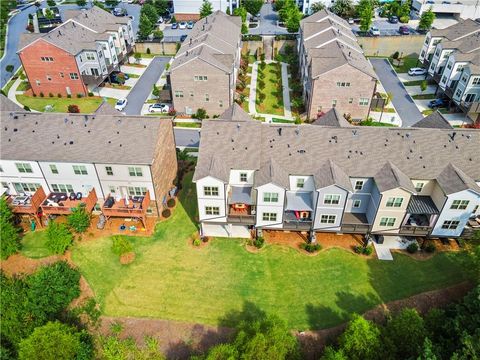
[[202, 224, 251, 238]]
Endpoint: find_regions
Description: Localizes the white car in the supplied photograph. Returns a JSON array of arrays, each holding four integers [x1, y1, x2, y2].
[[179, 21, 187, 29], [115, 99, 128, 111], [148, 103, 170, 113], [369, 26, 380, 36], [408, 67, 427, 76]]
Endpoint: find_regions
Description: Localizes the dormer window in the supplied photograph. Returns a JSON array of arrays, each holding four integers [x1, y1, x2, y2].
[[296, 178, 305, 188], [240, 173, 247, 182], [354, 181, 364, 190]]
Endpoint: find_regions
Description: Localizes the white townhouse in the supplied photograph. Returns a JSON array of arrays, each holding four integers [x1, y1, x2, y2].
[[193, 105, 480, 239], [172, 0, 234, 19], [0, 98, 177, 216]]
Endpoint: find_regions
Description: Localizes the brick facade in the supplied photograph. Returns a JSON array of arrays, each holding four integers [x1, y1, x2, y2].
[[307, 64, 377, 121], [19, 39, 88, 96]]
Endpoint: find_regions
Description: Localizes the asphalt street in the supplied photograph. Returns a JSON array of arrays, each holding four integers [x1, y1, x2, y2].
[[248, 3, 289, 35]]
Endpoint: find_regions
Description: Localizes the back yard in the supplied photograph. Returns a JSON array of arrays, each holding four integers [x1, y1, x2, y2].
[[62, 173, 472, 330]]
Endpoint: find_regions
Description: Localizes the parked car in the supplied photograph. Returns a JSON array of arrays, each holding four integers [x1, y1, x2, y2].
[[369, 26, 380, 36], [148, 103, 170, 113], [111, 72, 130, 84], [399, 25, 410, 35], [115, 99, 128, 111], [442, 1, 451, 3], [171, 22, 178, 29], [187, 21, 194, 29], [408, 67, 427, 76], [179, 21, 187, 29], [388, 16, 399, 23], [112, 7, 127, 16], [426, 0, 434, 3], [428, 98, 448, 108], [180, 34, 187, 42], [348, 18, 354, 24], [156, 16, 163, 24]]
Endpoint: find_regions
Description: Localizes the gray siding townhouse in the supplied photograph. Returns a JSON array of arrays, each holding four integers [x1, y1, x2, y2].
[[193, 105, 480, 239], [169, 11, 242, 116], [298, 10, 377, 121], [419, 19, 480, 122]]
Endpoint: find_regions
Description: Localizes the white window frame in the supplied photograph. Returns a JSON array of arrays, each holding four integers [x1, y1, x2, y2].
[[203, 186, 219, 196], [450, 200, 469, 210], [263, 192, 279, 203], [441, 220, 460, 230], [16, 163, 33, 173], [386, 197, 403, 207], [262, 212, 277, 221], [49, 164, 58, 174], [415, 182, 424, 192], [127, 186, 147, 196], [240, 173, 247, 182], [13, 182, 40, 193], [51, 184, 74, 193], [320, 214, 336, 224], [324, 194, 340, 205], [353, 199, 361, 208], [379, 217, 396, 227], [73, 165, 88, 175], [354, 181, 364, 190], [128, 167, 143, 177], [296, 178, 305, 188], [205, 206, 220, 215], [105, 166, 114, 176]]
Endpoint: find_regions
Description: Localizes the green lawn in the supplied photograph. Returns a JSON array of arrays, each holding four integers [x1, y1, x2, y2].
[[390, 55, 419, 73], [412, 93, 436, 100], [272, 117, 294, 123], [20, 231, 51, 259], [173, 122, 202, 128], [17, 81, 30, 92], [403, 80, 424, 86], [256, 63, 284, 116], [360, 120, 398, 127], [70, 172, 471, 330], [16, 95, 116, 113]]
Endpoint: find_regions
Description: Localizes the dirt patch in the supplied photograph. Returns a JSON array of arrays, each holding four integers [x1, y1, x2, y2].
[[86, 215, 158, 239], [394, 238, 462, 261], [0, 253, 64, 276], [120, 252, 136, 265]]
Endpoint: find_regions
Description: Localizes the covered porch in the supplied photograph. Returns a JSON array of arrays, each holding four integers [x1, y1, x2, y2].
[[341, 212, 370, 234], [400, 196, 439, 236], [41, 188, 97, 216], [283, 192, 313, 230], [102, 191, 151, 230], [227, 186, 256, 224]]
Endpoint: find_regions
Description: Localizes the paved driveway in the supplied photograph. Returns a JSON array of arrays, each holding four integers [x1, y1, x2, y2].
[[370, 58, 423, 127], [123, 56, 170, 115], [248, 3, 288, 35]]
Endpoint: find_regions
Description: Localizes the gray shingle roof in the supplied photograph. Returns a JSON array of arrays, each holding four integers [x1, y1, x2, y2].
[[436, 163, 480, 195], [374, 161, 416, 193], [312, 108, 352, 127], [314, 160, 353, 191], [0, 95, 25, 112], [0, 108, 171, 165], [218, 104, 253, 122], [193, 120, 480, 194], [63, 6, 130, 33], [255, 158, 290, 188], [431, 19, 480, 41], [412, 111, 452, 129]]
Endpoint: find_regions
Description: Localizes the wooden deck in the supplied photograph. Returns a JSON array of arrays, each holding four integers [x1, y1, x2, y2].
[[7, 187, 46, 227], [41, 188, 98, 216], [102, 191, 151, 229]]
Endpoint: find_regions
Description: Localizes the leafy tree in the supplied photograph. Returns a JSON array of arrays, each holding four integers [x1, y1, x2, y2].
[[417, 338, 438, 360], [154, 0, 169, 15], [420, 80, 427, 92], [241, 22, 248, 34], [384, 308, 426, 359], [204, 344, 238, 359], [331, 0, 354, 17], [99, 335, 164, 359], [45, 221, 73, 254], [200, 0, 213, 18], [46, 0, 55, 6], [321, 346, 347, 360], [5, 64, 14, 73], [18, 322, 82, 360], [0, 196, 21, 259], [152, 84, 160, 98], [194, 108, 207, 119], [67, 205, 91, 233], [153, 29, 164, 39], [76, 0, 87, 7], [358, 1, 374, 32], [286, 8, 302, 33], [234, 6, 247, 22], [134, 52, 142, 63], [244, 0, 263, 16], [338, 314, 381, 360], [418, 7, 435, 30], [399, 0, 411, 18], [138, 15, 154, 40], [93, 0, 107, 10], [141, 3, 159, 27], [310, 2, 326, 13], [105, 0, 119, 7]]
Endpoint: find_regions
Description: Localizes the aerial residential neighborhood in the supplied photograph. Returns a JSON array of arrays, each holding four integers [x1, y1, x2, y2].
[[0, 0, 479, 359]]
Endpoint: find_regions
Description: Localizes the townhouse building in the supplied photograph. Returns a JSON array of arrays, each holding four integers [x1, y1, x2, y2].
[[169, 11, 242, 116], [193, 105, 480, 239], [172, 0, 235, 20], [419, 19, 480, 123], [0, 96, 177, 217], [296, 0, 360, 15], [18, 6, 134, 96], [412, 0, 480, 21], [298, 10, 377, 121]]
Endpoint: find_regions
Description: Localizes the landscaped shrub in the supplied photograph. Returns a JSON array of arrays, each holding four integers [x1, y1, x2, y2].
[[48, 92, 54, 97], [363, 246, 373, 256], [146, 47, 151, 54], [392, 51, 399, 59], [300, 242, 321, 253], [162, 209, 171, 218], [407, 242, 419, 253], [254, 237, 265, 249], [68, 104, 80, 113], [353, 245, 363, 254], [425, 243, 436, 253], [0, 197, 21, 259], [111, 235, 133, 256], [76, 93, 83, 98], [45, 221, 73, 254], [400, 16, 409, 23], [67, 205, 91, 233], [67, 94, 72, 98], [39, 92, 44, 97], [88, 92, 94, 97], [167, 198, 176, 208], [193, 238, 201, 246], [23, 105, 30, 111], [57, 93, 62, 98], [194, 108, 207, 120]]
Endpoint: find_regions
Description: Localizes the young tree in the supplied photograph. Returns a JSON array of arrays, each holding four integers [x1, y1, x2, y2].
[[420, 80, 428, 92], [384, 308, 426, 359], [105, 0, 119, 7], [138, 15, 154, 40], [244, 0, 263, 16], [76, 0, 87, 7], [5, 64, 14, 73], [45, 221, 73, 254], [153, 29, 164, 40], [154, 0, 169, 15], [358, 1, 374, 32], [152, 84, 160, 98], [18, 322, 82, 360], [141, 3, 159, 26], [46, 0, 55, 6], [331, 0, 354, 17], [234, 6, 247, 22], [417, 338, 438, 360], [321, 346, 347, 360], [310, 2, 326, 13], [199, 0, 213, 18], [338, 314, 381, 360], [418, 7, 435, 30], [0, 196, 21, 259], [286, 8, 302, 32], [67, 205, 91, 233]]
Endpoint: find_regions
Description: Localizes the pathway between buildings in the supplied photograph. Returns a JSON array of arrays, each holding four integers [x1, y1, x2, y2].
[[7, 76, 27, 110], [370, 58, 423, 127]]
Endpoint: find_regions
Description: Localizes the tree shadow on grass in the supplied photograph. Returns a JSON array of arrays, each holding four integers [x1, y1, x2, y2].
[[176, 170, 199, 229]]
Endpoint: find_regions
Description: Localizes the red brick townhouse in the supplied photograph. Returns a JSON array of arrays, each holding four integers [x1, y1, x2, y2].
[[18, 6, 134, 97]]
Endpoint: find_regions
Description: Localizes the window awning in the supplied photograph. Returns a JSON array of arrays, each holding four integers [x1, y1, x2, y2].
[[285, 192, 313, 211], [229, 186, 254, 205], [407, 196, 440, 215]]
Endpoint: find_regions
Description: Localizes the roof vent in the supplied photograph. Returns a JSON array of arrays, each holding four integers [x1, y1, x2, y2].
[[405, 132, 410, 138], [295, 128, 300, 135], [64, 118, 68, 124], [13, 128, 17, 132], [278, 128, 282, 136], [69, 141, 74, 145], [449, 132, 457, 141], [237, 123, 240, 130], [117, 119, 122, 124], [352, 129, 357, 136]]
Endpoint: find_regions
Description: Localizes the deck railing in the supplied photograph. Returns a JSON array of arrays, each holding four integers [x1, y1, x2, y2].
[[42, 188, 97, 215]]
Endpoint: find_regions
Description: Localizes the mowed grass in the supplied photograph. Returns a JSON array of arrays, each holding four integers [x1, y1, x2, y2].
[[256, 63, 284, 116], [20, 230, 51, 259], [71, 173, 471, 330], [16, 95, 117, 113], [390, 54, 419, 73]]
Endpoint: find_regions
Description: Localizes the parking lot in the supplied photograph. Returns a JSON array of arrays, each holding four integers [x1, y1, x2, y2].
[[351, 18, 419, 36]]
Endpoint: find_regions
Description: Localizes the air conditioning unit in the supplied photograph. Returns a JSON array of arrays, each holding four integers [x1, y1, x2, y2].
[[251, 210, 256, 215]]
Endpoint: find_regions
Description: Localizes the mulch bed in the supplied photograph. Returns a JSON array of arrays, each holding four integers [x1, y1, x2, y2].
[[120, 252, 136, 265]]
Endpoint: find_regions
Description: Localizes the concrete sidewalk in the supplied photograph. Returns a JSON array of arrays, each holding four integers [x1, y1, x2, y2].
[[281, 62, 292, 119]]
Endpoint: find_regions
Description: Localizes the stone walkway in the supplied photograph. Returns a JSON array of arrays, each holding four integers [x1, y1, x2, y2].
[[248, 60, 294, 123]]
